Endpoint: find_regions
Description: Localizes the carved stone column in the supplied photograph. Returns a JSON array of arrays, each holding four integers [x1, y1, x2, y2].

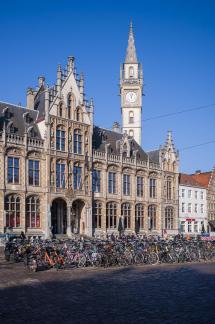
[[67, 204, 72, 237]]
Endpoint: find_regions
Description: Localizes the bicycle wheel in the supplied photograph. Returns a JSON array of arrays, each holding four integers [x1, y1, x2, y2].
[[148, 252, 159, 265], [77, 254, 86, 267]]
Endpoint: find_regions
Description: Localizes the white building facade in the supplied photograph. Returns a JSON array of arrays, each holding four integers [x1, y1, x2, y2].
[[179, 174, 207, 235]]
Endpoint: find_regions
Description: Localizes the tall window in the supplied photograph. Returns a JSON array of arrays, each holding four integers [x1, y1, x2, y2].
[[5, 195, 20, 227], [129, 129, 134, 137], [166, 177, 172, 200], [201, 204, 204, 213], [181, 221, 185, 232], [182, 202, 185, 212], [129, 111, 134, 123], [188, 221, 192, 233], [165, 207, 174, 229], [106, 202, 117, 228], [56, 128, 65, 151], [92, 169, 101, 193], [8, 157, 19, 184], [29, 160, 40, 186], [121, 203, 131, 229], [200, 191, 204, 199], [195, 191, 198, 199], [108, 172, 116, 194], [59, 103, 63, 117], [188, 190, 192, 198], [149, 178, 156, 198], [76, 108, 82, 122], [188, 203, 191, 213], [194, 204, 198, 213], [123, 174, 130, 195], [148, 205, 156, 230], [67, 94, 71, 119], [93, 201, 102, 229], [74, 165, 82, 190], [56, 162, 65, 188], [137, 176, 143, 197], [74, 129, 82, 154], [181, 189, 185, 197], [26, 196, 40, 228], [135, 204, 144, 230], [129, 66, 134, 77]]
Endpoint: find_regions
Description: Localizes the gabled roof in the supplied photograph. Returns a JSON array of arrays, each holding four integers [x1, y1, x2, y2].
[[179, 173, 207, 188], [0, 101, 42, 139], [93, 126, 150, 162], [190, 172, 212, 188]]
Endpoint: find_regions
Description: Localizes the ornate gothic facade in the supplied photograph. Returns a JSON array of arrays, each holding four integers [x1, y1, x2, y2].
[[0, 23, 179, 238]]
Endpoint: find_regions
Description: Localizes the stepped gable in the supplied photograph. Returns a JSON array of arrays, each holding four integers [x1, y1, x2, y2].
[[93, 126, 150, 161], [0, 101, 42, 138]]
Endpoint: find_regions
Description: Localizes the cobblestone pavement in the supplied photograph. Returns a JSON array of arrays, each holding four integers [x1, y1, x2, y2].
[[0, 249, 215, 324]]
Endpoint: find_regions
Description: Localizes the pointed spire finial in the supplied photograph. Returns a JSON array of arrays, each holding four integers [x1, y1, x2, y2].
[[125, 20, 137, 63]]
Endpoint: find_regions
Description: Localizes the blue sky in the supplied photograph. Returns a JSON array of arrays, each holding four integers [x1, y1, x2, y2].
[[0, 0, 215, 173]]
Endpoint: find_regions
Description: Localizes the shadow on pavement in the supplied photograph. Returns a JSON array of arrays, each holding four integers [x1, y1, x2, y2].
[[0, 263, 215, 324]]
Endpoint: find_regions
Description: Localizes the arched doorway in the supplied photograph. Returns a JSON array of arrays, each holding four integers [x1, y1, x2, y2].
[[71, 200, 85, 234], [51, 198, 67, 234]]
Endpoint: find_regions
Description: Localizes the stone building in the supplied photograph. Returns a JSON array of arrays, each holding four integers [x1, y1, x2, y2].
[[0, 22, 179, 238]]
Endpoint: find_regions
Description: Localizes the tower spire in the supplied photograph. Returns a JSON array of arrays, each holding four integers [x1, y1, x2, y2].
[[125, 20, 138, 63]]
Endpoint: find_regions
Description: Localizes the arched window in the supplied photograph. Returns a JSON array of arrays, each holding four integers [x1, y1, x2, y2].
[[148, 205, 156, 230], [8, 123, 15, 134], [56, 126, 65, 151], [29, 127, 37, 138], [67, 94, 72, 119], [121, 203, 131, 229], [135, 204, 144, 230], [58, 103, 63, 117], [149, 178, 156, 198], [74, 129, 82, 154], [93, 201, 102, 229], [166, 177, 172, 200], [106, 202, 117, 229], [5, 195, 20, 227], [56, 161, 66, 188], [129, 129, 134, 137], [26, 196, 40, 228], [129, 66, 134, 78], [129, 111, 134, 124], [165, 206, 174, 230], [76, 107, 82, 122]]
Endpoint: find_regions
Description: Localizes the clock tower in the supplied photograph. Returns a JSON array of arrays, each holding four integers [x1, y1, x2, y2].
[[120, 21, 143, 146]]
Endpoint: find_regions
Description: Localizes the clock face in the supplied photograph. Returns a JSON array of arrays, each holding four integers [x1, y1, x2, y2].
[[126, 91, 137, 103]]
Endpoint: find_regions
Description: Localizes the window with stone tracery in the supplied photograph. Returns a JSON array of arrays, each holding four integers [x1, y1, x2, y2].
[[26, 196, 40, 228], [5, 195, 20, 227], [165, 206, 174, 230], [106, 202, 117, 229]]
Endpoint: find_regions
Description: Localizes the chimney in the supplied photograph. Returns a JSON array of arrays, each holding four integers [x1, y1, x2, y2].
[[26, 88, 34, 109], [112, 121, 121, 133], [38, 76, 45, 87]]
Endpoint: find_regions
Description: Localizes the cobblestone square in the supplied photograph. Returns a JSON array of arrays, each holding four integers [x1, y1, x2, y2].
[[1, 249, 215, 324]]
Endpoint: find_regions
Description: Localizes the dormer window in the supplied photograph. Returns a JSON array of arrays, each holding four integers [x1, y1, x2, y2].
[[23, 112, 31, 124], [29, 127, 37, 138], [9, 124, 15, 134]]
